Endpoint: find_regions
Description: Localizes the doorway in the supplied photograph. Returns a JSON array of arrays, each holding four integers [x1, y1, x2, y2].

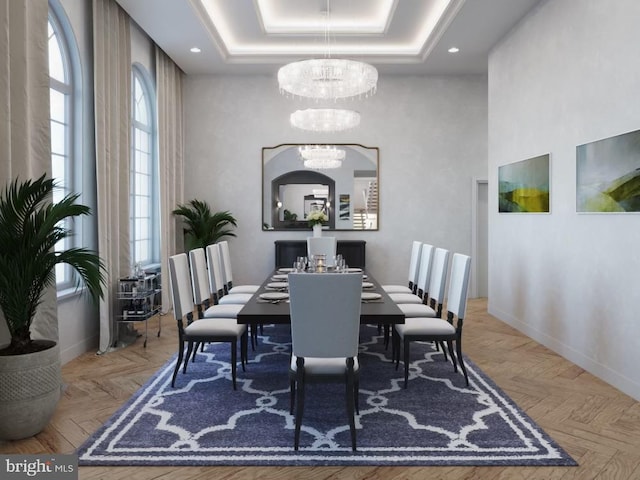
[[471, 179, 488, 298]]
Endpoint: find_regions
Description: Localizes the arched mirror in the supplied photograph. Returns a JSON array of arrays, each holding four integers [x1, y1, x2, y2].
[[262, 144, 379, 231]]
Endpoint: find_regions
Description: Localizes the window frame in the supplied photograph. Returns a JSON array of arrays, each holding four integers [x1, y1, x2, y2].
[[130, 64, 159, 268], [48, 1, 82, 293]]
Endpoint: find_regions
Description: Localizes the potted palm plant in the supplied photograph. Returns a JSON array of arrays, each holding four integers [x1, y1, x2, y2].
[[172, 199, 237, 251], [0, 174, 105, 440]]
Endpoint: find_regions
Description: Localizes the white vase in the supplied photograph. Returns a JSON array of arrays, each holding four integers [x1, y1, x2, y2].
[[312, 224, 322, 237]]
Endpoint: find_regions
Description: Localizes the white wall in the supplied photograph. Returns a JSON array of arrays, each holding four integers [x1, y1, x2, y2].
[[488, 0, 640, 400], [183, 75, 487, 286]]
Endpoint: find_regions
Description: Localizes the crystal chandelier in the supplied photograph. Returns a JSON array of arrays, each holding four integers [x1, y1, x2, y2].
[[290, 108, 360, 132], [299, 145, 345, 169], [278, 58, 378, 101]]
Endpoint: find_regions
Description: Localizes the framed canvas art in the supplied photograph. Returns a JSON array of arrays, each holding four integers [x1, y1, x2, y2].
[[576, 129, 640, 213], [498, 154, 550, 213]]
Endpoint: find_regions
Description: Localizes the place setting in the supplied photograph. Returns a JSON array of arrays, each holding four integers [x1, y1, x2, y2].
[[257, 291, 289, 304]]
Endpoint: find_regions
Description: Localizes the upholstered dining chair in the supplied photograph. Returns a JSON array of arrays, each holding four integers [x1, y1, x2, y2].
[[389, 244, 434, 304], [218, 240, 260, 294], [382, 240, 422, 294], [189, 248, 244, 319], [396, 247, 450, 319], [205, 243, 253, 305], [306, 236, 337, 266], [168, 253, 247, 389], [393, 253, 472, 388], [288, 272, 362, 451]]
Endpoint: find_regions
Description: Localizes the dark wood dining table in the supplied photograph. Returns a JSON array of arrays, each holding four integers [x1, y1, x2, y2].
[[236, 269, 405, 327]]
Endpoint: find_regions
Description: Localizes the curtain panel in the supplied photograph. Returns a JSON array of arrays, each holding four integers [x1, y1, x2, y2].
[[93, 0, 131, 353], [155, 46, 185, 312], [0, 0, 56, 345]]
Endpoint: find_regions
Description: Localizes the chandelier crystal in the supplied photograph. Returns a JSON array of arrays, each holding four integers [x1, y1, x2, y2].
[[290, 108, 360, 132], [299, 145, 345, 169], [278, 58, 378, 101]]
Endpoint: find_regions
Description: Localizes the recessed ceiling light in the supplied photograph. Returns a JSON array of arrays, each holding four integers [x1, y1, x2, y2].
[[448, 47, 460, 53], [190, 47, 201, 53]]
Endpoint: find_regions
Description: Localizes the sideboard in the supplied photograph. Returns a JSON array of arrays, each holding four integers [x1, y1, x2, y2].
[[274, 240, 366, 269]]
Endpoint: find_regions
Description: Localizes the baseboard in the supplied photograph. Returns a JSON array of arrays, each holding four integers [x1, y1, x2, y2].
[[60, 334, 99, 365], [488, 304, 640, 402]]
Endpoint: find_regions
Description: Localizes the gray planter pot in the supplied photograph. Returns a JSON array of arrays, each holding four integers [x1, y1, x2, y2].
[[0, 341, 62, 440]]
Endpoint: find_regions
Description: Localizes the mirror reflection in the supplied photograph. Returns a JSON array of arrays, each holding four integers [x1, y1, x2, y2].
[[262, 144, 379, 231]]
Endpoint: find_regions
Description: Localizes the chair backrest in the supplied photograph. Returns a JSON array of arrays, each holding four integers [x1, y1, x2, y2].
[[205, 243, 225, 297], [168, 253, 194, 321], [428, 247, 450, 306], [414, 243, 434, 296], [218, 240, 233, 287], [407, 240, 423, 286], [307, 237, 337, 266], [188, 248, 209, 307], [288, 273, 362, 359], [447, 253, 471, 319]]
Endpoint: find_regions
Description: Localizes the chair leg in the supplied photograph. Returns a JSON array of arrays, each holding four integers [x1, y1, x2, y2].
[[392, 328, 400, 368], [383, 324, 390, 350], [403, 338, 411, 389], [289, 379, 295, 415], [294, 376, 305, 450], [231, 340, 237, 390], [240, 332, 248, 372], [439, 341, 448, 361], [456, 338, 469, 386], [171, 340, 185, 387], [446, 340, 458, 372], [354, 377, 360, 415], [183, 342, 194, 373], [346, 372, 357, 451]]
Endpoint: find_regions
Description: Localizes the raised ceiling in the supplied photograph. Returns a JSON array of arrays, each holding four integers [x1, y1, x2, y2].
[[115, 0, 542, 75]]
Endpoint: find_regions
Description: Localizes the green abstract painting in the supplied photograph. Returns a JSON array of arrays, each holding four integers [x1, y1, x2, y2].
[[499, 154, 550, 213], [577, 129, 640, 212]]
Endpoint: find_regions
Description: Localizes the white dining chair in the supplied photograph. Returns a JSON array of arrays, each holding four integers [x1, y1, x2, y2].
[[396, 247, 449, 318], [382, 240, 422, 294], [389, 244, 434, 304], [189, 248, 244, 319], [168, 253, 247, 389], [306, 236, 337, 266], [218, 240, 260, 294], [288, 272, 362, 451], [393, 253, 472, 388], [206, 243, 253, 305]]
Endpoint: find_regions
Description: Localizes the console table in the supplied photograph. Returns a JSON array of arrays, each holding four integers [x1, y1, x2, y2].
[[275, 240, 366, 268]]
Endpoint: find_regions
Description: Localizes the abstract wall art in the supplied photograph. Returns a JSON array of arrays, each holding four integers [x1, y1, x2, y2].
[[577, 129, 640, 213], [498, 154, 550, 213], [339, 194, 350, 220]]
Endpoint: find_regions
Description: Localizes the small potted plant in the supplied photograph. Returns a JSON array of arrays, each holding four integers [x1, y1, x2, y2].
[[307, 210, 328, 237], [0, 174, 105, 440], [172, 199, 237, 251]]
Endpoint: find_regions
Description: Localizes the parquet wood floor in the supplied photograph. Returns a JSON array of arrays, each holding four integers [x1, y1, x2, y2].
[[2, 299, 639, 480]]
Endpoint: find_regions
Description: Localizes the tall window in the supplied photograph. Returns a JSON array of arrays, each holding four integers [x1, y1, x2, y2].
[[48, 6, 78, 289], [131, 66, 158, 267]]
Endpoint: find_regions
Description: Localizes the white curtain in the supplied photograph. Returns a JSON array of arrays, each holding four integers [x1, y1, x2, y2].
[[93, 0, 131, 353], [155, 46, 185, 312], [0, 0, 56, 344]]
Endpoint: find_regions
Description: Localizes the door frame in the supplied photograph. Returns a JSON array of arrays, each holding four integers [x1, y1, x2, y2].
[[471, 178, 488, 298]]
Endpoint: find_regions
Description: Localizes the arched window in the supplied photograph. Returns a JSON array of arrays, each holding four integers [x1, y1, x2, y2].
[[48, 2, 80, 290], [131, 65, 159, 267]]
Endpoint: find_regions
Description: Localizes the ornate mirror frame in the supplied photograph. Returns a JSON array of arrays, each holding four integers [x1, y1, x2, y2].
[[262, 144, 379, 231]]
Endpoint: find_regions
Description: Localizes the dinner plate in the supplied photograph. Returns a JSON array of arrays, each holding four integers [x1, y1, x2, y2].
[[271, 274, 288, 281], [259, 292, 289, 300], [277, 267, 295, 273], [362, 281, 374, 289], [266, 282, 288, 289], [361, 292, 382, 300], [346, 267, 363, 273]]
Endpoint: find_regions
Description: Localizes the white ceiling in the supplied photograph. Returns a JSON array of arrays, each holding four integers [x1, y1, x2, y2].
[[115, 0, 542, 75]]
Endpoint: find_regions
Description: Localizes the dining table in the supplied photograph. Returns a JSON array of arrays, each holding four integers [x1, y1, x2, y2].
[[236, 268, 405, 331]]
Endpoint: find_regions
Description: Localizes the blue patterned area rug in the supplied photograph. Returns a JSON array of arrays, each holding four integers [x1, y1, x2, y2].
[[77, 324, 576, 467]]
